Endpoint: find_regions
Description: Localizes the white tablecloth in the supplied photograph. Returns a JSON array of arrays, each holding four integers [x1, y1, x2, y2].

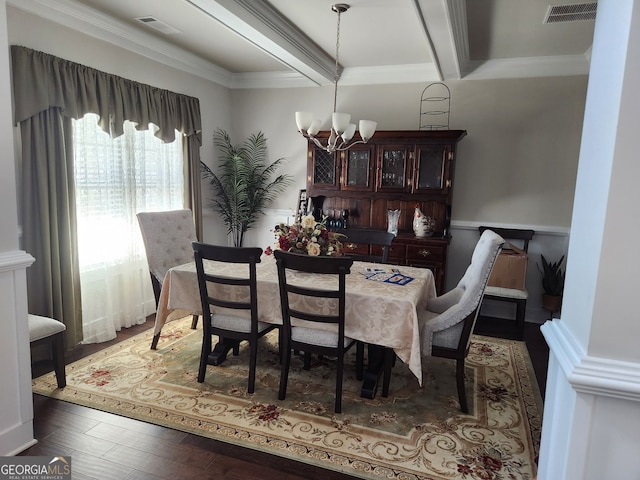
[[154, 254, 436, 384]]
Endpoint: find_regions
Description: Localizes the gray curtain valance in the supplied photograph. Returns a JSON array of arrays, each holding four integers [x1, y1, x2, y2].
[[11, 45, 201, 144]]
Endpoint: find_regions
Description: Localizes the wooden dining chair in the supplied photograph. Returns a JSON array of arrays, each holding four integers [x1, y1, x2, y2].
[[334, 228, 395, 263], [274, 250, 356, 413], [478, 226, 535, 340], [415, 229, 504, 413], [193, 242, 278, 393], [137, 209, 200, 349]]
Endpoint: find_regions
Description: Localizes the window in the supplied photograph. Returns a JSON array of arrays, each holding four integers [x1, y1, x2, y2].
[[73, 113, 184, 343]]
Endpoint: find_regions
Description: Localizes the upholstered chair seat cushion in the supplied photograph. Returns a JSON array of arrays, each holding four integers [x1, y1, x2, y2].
[[211, 313, 271, 334], [291, 326, 354, 348], [28, 314, 66, 342], [484, 285, 529, 300]]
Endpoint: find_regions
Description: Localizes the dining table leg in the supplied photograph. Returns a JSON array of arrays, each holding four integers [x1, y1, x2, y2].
[[207, 337, 241, 366], [360, 344, 394, 399]]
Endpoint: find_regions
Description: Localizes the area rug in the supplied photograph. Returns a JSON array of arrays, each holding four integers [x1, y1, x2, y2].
[[33, 317, 543, 480]]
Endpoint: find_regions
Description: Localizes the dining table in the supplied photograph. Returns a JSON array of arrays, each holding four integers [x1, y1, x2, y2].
[[153, 253, 436, 397]]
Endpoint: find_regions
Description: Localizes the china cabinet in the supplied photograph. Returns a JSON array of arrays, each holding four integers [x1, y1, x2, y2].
[[306, 130, 466, 293]]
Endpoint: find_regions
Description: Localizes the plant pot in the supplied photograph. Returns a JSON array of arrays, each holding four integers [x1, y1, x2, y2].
[[542, 294, 562, 313]]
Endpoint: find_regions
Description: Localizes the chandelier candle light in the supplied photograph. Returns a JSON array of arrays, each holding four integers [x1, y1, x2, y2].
[[295, 3, 377, 153]]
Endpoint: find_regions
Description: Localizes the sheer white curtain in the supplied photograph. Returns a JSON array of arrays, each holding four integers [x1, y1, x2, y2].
[[73, 113, 184, 343]]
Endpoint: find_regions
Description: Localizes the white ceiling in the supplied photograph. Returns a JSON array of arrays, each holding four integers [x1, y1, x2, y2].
[[9, 0, 597, 89]]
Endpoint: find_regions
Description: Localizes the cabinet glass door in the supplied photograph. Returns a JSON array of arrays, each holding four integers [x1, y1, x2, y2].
[[310, 147, 338, 190], [342, 146, 373, 191], [377, 146, 410, 192], [414, 145, 451, 193]]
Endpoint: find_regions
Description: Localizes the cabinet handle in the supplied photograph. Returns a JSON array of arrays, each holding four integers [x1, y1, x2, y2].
[[445, 179, 452, 188], [419, 249, 431, 257], [347, 243, 358, 250]]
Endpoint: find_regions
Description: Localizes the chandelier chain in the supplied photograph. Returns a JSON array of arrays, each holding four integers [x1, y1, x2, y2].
[[333, 8, 342, 113]]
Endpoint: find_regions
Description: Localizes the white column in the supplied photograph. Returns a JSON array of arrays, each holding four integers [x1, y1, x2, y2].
[[538, 1, 640, 478], [0, 0, 37, 454]]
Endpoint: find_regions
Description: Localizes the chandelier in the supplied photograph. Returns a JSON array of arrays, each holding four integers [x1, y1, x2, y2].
[[295, 3, 377, 153]]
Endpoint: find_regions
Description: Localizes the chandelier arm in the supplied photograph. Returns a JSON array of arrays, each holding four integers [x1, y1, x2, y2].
[[334, 138, 367, 152]]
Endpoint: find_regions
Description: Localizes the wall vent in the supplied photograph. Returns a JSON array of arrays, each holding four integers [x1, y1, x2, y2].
[[135, 16, 182, 35], [544, 2, 597, 23]]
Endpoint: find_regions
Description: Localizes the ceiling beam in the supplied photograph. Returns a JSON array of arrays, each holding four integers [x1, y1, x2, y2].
[[186, 0, 336, 86]]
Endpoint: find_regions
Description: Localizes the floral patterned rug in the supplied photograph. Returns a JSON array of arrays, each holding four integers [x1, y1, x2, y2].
[[32, 317, 542, 480]]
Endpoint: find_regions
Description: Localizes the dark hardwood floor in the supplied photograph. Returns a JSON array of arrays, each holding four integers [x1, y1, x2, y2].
[[22, 315, 549, 479]]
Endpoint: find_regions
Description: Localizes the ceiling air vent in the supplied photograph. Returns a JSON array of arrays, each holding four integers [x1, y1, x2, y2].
[[544, 2, 597, 23], [135, 16, 182, 35]]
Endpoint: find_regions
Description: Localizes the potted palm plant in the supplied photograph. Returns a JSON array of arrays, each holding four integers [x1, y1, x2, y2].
[[538, 254, 565, 313], [201, 128, 292, 247]]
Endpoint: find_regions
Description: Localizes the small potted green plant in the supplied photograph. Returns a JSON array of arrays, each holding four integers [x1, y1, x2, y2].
[[538, 254, 565, 313]]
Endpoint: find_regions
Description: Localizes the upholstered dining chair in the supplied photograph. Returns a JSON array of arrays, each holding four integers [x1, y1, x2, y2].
[[274, 250, 356, 413], [415, 229, 504, 413], [478, 226, 535, 340], [29, 314, 66, 388], [334, 228, 395, 263], [136, 209, 199, 349], [193, 242, 278, 393]]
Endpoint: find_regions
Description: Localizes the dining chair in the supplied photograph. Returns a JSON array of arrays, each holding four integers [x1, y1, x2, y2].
[[334, 228, 395, 263], [29, 314, 66, 388], [414, 229, 504, 413], [478, 226, 535, 340], [136, 209, 200, 349], [274, 250, 356, 413], [193, 242, 278, 393]]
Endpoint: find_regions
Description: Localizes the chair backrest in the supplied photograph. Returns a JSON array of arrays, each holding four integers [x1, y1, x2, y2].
[[192, 242, 263, 331], [479, 226, 534, 252], [137, 209, 197, 284], [334, 228, 395, 263], [274, 250, 353, 338], [421, 229, 504, 354]]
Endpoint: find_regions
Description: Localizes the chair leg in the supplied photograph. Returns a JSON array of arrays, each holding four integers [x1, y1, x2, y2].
[[303, 352, 311, 370], [191, 314, 199, 329], [248, 341, 257, 394], [456, 358, 469, 414], [515, 300, 526, 340], [335, 354, 344, 414], [198, 333, 212, 383], [278, 347, 291, 401], [150, 333, 160, 350], [51, 332, 66, 389]]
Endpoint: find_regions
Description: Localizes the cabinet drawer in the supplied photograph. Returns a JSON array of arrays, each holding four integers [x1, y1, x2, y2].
[[342, 241, 369, 256], [406, 244, 445, 262]]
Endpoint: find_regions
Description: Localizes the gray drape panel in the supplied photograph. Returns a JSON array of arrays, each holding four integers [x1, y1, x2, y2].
[[12, 45, 203, 347], [20, 109, 84, 346]]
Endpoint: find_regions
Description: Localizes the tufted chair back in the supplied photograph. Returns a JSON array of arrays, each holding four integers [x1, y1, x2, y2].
[[137, 209, 197, 287], [416, 229, 504, 413]]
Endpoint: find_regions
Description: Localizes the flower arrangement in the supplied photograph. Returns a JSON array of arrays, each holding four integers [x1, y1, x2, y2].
[[266, 215, 344, 256]]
